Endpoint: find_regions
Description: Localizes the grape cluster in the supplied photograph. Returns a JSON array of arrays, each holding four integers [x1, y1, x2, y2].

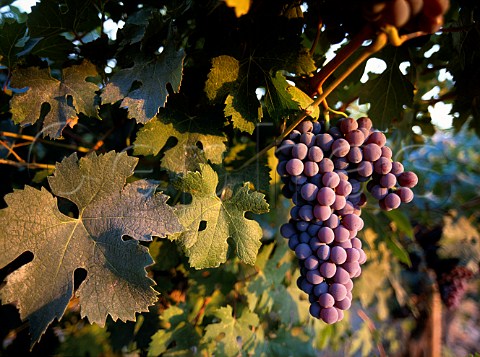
[[362, 0, 450, 33], [276, 117, 418, 324], [439, 266, 474, 309]]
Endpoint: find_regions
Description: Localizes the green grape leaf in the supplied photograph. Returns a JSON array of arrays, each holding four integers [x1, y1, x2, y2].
[[201, 305, 259, 357], [171, 164, 269, 269], [204, 55, 240, 103], [133, 114, 227, 173], [264, 71, 300, 119], [360, 47, 414, 130], [224, 91, 263, 134], [0, 20, 27, 68], [0, 151, 183, 346], [148, 306, 201, 357], [287, 85, 320, 119], [9, 61, 99, 138], [253, 326, 318, 357], [27, 0, 100, 38], [101, 41, 185, 123]]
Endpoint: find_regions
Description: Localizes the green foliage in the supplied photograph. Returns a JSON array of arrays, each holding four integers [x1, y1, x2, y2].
[[171, 164, 269, 269]]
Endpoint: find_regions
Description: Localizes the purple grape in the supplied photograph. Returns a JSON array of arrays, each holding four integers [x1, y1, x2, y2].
[[324, 213, 338, 228], [346, 248, 360, 262], [336, 240, 353, 249], [380, 172, 397, 188], [309, 302, 321, 318], [383, 193, 401, 211], [309, 237, 323, 251], [306, 270, 324, 285], [391, 161, 404, 176], [328, 126, 343, 139], [335, 297, 351, 310], [289, 130, 301, 141], [290, 206, 300, 220], [303, 161, 319, 177], [299, 232, 311, 244], [299, 278, 314, 294], [357, 116, 372, 130], [300, 132, 315, 147], [296, 221, 310, 232], [346, 291, 353, 300], [320, 307, 339, 324], [342, 262, 360, 278], [286, 159, 304, 176], [345, 129, 365, 147], [333, 157, 349, 170], [350, 179, 361, 193], [312, 121, 322, 134], [319, 262, 336, 278], [291, 175, 307, 185], [292, 143, 308, 160], [357, 161, 374, 177], [329, 283, 348, 301], [322, 172, 340, 188], [315, 133, 334, 151], [370, 185, 388, 200], [398, 171, 418, 188], [318, 293, 335, 308], [358, 248, 367, 264], [331, 138, 350, 157], [336, 170, 348, 180], [288, 235, 299, 250], [363, 143, 382, 162], [341, 214, 363, 231], [317, 187, 336, 206], [305, 255, 320, 270], [313, 205, 332, 221], [351, 237, 362, 249], [330, 246, 347, 265], [396, 187, 414, 203], [318, 226, 335, 244], [335, 180, 352, 196], [295, 243, 313, 260], [333, 267, 350, 284], [296, 120, 313, 133], [276, 161, 288, 176], [366, 131, 386, 147], [374, 157, 392, 175], [336, 201, 355, 216], [308, 146, 324, 162], [348, 228, 357, 239], [333, 225, 350, 243], [310, 173, 322, 186], [276, 139, 295, 156], [344, 279, 354, 291], [301, 183, 319, 201], [280, 223, 296, 238], [336, 308, 345, 322], [314, 281, 329, 296], [318, 158, 334, 173], [307, 223, 321, 237], [317, 245, 331, 260], [347, 147, 363, 163], [339, 117, 358, 134], [331, 195, 346, 210], [381, 145, 393, 159]]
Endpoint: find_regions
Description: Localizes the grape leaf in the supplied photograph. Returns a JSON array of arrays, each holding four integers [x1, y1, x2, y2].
[[224, 0, 251, 17], [264, 71, 300, 119], [204, 55, 240, 103], [9, 61, 99, 138], [287, 86, 320, 119], [133, 113, 227, 173], [0, 151, 183, 346], [0, 20, 27, 68], [360, 47, 414, 130], [224, 91, 263, 134], [171, 164, 269, 269], [101, 41, 185, 123], [201, 305, 259, 356], [253, 326, 318, 357], [148, 305, 202, 357]]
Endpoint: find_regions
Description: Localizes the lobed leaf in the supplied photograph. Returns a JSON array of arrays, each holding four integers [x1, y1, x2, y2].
[[0, 151, 183, 346]]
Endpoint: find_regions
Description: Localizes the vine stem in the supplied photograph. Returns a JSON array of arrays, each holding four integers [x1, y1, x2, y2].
[[0, 131, 90, 153], [357, 309, 387, 357], [237, 31, 388, 171], [0, 140, 25, 162], [0, 159, 55, 170]]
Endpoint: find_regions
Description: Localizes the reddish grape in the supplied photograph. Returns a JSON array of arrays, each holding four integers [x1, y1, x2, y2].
[[303, 161, 319, 177], [347, 146, 363, 164], [333, 267, 350, 284], [318, 158, 334, 173], [296, 120, 313, 133], [357, 117, 372, 130], [331, 195, 347, 210], [322, 172, 340, 188], [357, 161, 374, 177], [396, 187, 414, 203], [286, 158, 304, 176], [331, 138, 350, 157], [292, 143, 308, 160], [306, 270, 324, 284], [317, 187, 336, 206], [300, 132, 315, 147], [345, 129, 365, 146], [325, 214, 340, 229], [319, 262, 336, 278], [374, 157, 392, 175], [320, 307, 339, 324], [336, 180, 352, 196], [314, 205, 332, 221], [363, 143, 382, 162], [339, 117, 358, 134], [335, 297, 352, 310], [383, 193, 401, 211], [398, 171, 418, 188], [330, 246, 347, 265], [334, 225, 350, 243], [391, 161, 404, 175], [315, 133, 334, 151], [381, 145, 393, 159], [366, 131, 386, 147], [318, 293, 335, 308], [380, 172, 397, 188], [301, 183, 319, 201], [308, 146, 324, 162], [318, 226, 335, 244], [329, 283, 348, 301], [346, 248, 360, 262]]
